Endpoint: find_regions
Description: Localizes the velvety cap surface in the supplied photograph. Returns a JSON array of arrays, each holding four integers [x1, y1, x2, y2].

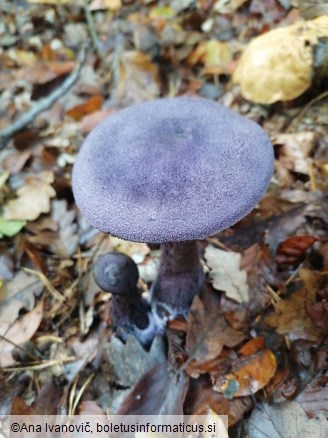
[[72, 97, 274, 243]]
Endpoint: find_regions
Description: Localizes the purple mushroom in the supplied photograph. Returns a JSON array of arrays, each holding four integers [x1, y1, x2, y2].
[[93, 252, 161, 347], [73, 97, 274, 324]]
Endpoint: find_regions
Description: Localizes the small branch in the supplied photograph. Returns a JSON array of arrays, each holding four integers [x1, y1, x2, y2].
[[83, 0, 107, 66], [286, 89, 328, 133], [0, 44, 87, 150], [0, 334, 41, 362]]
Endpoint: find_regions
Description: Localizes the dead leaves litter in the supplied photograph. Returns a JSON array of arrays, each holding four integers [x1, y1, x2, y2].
[[114, 51, 160, 104], [0, 298, 44, 367], [4, 171, 56, 221], [213, 337, 277, 398], [266, 268, 328, 342], [205, 245, 249, 303], [186, 295, 245, 376]]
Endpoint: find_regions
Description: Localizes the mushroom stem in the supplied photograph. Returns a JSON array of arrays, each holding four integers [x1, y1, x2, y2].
[[151, 241, 204, 318], [93, 252, 163, 348]]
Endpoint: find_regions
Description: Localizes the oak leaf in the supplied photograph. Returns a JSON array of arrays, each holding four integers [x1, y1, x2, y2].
[[4, 172, 56, 221], [265, 269, 327, 342], [205, 245, 249, 303], [186, 295, 245, 375]]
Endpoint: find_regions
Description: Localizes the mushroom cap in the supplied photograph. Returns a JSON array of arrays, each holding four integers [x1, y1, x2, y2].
[[93, 252, 139, 294], [73, 97, 274, 243]]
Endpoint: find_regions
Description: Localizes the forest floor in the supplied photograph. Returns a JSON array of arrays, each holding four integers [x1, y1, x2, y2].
[[0, 1, 327, 437]]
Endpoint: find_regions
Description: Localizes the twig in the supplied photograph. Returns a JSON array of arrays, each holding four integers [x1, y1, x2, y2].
[[23, 267, 65, 302], [0, 334, 41, 362], [286, 89, 328, 133], [69, 373, 95, 416], [0, 44, 87, 150], [82, 0, 107, 67], [2, 356, 76, 372]]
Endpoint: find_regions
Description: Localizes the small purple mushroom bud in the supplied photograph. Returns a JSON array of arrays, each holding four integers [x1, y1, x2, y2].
[[73, 97, 274, 320], [93, 252, 162, 348]]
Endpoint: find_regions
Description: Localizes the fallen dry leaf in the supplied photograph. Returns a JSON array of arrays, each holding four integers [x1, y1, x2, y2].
[[233, 16, 328, 103], [306, 299, 328, 331], [66, 96, 104, 121], [90, 0, 122, 11], [275, 235, 318, 268], [186, 294, 245, 374], [108, 236, 149, 264], [0, 298, 44, 367], [184, 375, 253, 426], [240, 243, 278, 314], [205, 245, 249, 303], [114, 51, 160, 104], [266, 268, 327, 342], [298, 0, 328, 20], [50, 199, 79, 257], [213, 338, 277, 398], [101, 334, 166, 391], [296, 371, 328, 419], [0, 270, 43, 323], [2, 150, 32, 174], [27, 0, 71, 4], [187, 39, 233, 74], [247, 400, 328, 438], [81, 108, 116, 133], [116, 363, 188, 415], [274, 132, 317, 175], [4, 171, 56, 221], [22, 61, 75, 85]]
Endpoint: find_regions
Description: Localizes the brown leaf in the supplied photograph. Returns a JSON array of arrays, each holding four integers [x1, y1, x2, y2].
[[66, 96, 104, 121], [50, 200, 79, 257], [23, 61, 75, 85], [0, 270, 43, 324], [205, 245, 249, 303], [2, 150, 32, 174], [298, 0, 328, 19], [81, 109, 117, 133], [275, 235, 318, 268], [0, 298, 44, 367], [90, 0, 122, 11], [114, 51, 160, 104], [239, 336, 265, 356], [78, 400, 106, 415], [116, 364, 188, 415], [27, 381, 62, 415], [184, 375, 253, 426], [263, 366, 300, 402], [248, 400, 328, 438], [306, 300, 328, 330], [213, 341, 277, 397], [274, 132, 317, 175], [219, 203, 307, 253], [0, 377, 26, 415], [4, 171, 56, 221], [265, 268, 327, 342], [187, 40, 233, 74], [240, 243, 278, 314], [186, 294, 245, 375], [296, 371, 328, 419]]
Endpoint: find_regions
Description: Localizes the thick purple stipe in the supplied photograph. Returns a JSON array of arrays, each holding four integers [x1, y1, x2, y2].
[[151, 241, 204, 318]]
